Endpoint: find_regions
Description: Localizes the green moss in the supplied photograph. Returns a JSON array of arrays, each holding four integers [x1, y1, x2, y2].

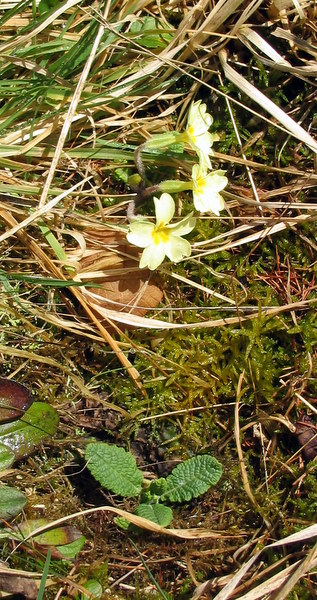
[[287, 470, 317, 522]]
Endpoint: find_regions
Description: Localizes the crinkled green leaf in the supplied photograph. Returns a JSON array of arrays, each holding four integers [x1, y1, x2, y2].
[[0, 485, 26, 519], [0, 402, 59, 460], [114, 516, 131, 531], [163, 455, 223, 503], [148, 478, 169, 497], [136, 503, 173, 527], [85, 442, 143, 497]]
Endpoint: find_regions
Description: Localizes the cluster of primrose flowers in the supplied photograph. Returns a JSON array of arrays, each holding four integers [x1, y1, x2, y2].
[[127, 101, 228, 271]]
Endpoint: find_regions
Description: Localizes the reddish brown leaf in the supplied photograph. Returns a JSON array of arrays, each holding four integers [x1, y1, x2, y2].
[[0, 378, 33, 423], [295, 413, 317, 461]]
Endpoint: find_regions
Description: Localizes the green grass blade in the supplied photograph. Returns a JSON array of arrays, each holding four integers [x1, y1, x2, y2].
[[36, 548, 51, 600], [129, 539, 170, 600]]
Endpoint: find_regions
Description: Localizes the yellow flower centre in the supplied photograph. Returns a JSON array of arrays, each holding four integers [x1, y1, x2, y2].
[[152, 223, 170, 245], [195, 176, 206, 194], [187, 125, 196, 142]]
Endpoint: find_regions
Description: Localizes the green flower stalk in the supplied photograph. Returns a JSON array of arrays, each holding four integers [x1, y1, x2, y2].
[[159, 164, 228, 216]]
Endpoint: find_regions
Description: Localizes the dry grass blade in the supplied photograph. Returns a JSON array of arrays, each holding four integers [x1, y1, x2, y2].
[[0, 566, 43, 579], [17, 506, 242, 543], [272, 27, 317, 57], [107, 42, 187, 100], [237, 25, 317, 76], [0, 179, 89, 243], [234, 373, 259, 513], [182, 0, 246, 49], [38, 4, 112, 208], [242, 543, 317, 600], [219, 49, 317, 152], [71, 288, 147, 395], [192, 525, 317, 600], [238, 26, 291, 66], [194, 214, 313, 256], [77, 296, 315, 329], [0, 0, 82, 52], [270, 544, 317, 600], [0, 203, 144, 393], [167, 271, 236, 305]]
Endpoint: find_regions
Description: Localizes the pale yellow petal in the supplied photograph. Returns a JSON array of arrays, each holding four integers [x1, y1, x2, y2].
[[205, 171, 228, 193], [187, 101, 213, 135], [164, 236, 192, 263], [193, 190, 225, 215], [127, 221, 154, 248], [154, 193, 175, 226], [139, 243, 166, 270], [168, 213, 196, 236], [192, 166, 227, 215]]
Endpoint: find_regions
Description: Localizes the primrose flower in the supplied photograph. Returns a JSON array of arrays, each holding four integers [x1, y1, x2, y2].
[[192, 164, 228, 215], [182, 101, 219, 169], [127, 193, 196, 271]]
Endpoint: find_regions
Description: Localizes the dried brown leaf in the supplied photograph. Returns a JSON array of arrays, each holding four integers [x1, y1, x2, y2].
[[295, 413, 317, 461], [79, 229, 163, 320], [0, 573, 37, 599]]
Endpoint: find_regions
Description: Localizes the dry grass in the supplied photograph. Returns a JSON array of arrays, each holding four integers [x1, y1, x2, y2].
[[0, 0, 316, 598]]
